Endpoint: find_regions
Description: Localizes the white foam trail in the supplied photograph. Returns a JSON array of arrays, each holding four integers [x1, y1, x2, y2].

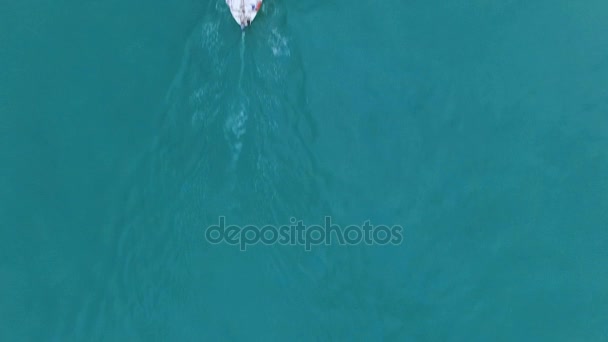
[[239, 31, 246, 90], [224, 105, 248, 164], [225, 33, 249, 166]]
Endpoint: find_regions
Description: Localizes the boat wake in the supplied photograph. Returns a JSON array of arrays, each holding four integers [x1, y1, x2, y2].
[[63, 1, 329, 339]]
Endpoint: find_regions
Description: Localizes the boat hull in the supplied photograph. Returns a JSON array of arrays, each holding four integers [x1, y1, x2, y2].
[[226, 0, 263, 29]]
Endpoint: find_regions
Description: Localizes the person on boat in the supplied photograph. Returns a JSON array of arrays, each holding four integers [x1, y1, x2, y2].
[[251, 1, 262, 11]]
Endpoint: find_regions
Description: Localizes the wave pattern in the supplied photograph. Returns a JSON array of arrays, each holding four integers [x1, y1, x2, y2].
[[65, 1, 328, 339]]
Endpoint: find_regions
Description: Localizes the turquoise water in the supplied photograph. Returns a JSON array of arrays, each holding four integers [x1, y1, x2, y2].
[[2, 0, 608, 340]]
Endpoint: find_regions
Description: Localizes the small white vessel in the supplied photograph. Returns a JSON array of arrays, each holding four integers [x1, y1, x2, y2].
[[226, 0, 263, 29]]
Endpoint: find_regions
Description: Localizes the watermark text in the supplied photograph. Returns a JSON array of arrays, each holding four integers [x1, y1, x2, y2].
[[205, 216, 403, 251]]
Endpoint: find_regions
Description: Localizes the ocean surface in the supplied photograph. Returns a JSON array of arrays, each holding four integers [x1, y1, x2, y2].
[[1, 0, 607, 340]]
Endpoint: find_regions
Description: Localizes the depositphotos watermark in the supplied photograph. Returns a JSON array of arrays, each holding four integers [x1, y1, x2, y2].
[[205, 216, 403, 251]]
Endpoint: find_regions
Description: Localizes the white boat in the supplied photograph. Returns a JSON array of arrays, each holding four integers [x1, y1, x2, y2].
[[226, 0, 263, 29]]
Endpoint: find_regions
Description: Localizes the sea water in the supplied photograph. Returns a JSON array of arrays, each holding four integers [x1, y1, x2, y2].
[[1, 0, 607, 340]]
